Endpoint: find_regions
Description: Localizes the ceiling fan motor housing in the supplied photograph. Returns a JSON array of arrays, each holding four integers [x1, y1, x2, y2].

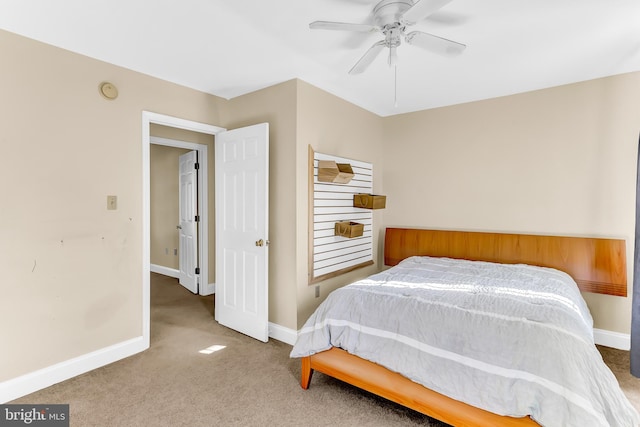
[[374, 0, 414, 27]]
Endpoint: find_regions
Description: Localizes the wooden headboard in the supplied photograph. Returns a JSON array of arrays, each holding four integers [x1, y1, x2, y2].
[[384, 228, 627, 297]]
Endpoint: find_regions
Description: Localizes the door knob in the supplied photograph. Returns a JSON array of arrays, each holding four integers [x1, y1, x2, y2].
[[255, 239, 264, 247], [176, 225, 182, 230]]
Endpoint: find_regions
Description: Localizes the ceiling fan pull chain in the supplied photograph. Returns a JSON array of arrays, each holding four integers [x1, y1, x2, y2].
[[394, 65, 398, 108]]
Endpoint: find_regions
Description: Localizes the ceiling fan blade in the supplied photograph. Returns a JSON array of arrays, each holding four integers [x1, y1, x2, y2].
[[405, 31, 466, 56], [342, 10, 379, 49], [309, 21, 379, 33], [401, 0, 453, 24], [349, 40, 386, 74]]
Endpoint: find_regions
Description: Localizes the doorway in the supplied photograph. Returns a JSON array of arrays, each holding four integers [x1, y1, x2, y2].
[[149, 134, 210, 295], [143, 112, 270, 346], [142, 112, 224, 348]]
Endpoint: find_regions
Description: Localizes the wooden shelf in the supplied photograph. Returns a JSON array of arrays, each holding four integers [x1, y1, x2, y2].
[[318, 160, 354, 184], [354, 194, 386, 210], [335, 221, 364, 238]]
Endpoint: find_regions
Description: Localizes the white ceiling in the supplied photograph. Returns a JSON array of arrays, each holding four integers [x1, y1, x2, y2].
[[1, 0, 639, 117]]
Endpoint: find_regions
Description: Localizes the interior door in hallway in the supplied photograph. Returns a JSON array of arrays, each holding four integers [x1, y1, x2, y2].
[[215, 123, 269, 342], [178, 150, 199, 294]]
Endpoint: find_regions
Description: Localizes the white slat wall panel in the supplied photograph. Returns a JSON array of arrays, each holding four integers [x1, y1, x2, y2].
[[313, 152, 373, 279]]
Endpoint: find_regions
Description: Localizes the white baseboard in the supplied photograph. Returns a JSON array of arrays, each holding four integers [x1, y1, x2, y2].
[[594, 328, 630, 350], [150, 264, 179, 278], [0, 336, 147, 404], [268, 323, 297, 346]]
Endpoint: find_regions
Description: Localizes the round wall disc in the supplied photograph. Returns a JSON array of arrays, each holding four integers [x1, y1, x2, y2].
[[99, 82, 118, 100]]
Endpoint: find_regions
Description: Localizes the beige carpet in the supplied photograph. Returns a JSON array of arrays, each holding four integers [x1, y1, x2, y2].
[[11, 273, 640, 426]]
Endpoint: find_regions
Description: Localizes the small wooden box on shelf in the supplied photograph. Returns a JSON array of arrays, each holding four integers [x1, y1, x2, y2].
[[318, 160, 354, 184], [354, 194, 386, 210], [335, 221, 364, 238]]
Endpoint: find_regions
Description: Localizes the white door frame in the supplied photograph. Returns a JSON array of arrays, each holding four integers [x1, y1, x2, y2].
[[142, 111, 225, 348], [150, 136, 208, 294]]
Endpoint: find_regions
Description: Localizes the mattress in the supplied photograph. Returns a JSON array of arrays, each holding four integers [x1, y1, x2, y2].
[[291, 256, 639, 427]]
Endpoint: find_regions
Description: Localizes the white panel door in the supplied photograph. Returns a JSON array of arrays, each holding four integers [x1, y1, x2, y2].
[[178, 150, 198, 294], [215, 123, 269, 342]]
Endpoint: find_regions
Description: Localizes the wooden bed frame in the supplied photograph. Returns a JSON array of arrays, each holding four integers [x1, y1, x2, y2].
[[300, 228, 627, 426]]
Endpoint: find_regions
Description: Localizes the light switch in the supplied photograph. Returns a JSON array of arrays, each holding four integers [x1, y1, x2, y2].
[[107, 195, 117, 210]]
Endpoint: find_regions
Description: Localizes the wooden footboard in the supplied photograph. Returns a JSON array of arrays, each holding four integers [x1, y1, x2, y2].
[[301, 348, 539, 427]]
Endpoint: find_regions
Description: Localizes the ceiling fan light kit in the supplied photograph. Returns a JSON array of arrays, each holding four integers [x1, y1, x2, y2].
[[310, 0, 466, 75]]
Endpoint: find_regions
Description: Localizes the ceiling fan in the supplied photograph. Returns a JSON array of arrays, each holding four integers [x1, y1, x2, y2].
[[310, 0, 466, 74]]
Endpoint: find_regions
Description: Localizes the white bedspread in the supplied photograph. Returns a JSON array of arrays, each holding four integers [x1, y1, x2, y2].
[[291, 256, 639, 427]]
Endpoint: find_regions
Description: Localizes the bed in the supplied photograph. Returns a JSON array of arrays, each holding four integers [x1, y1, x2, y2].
[[291, 228, 639, 427]]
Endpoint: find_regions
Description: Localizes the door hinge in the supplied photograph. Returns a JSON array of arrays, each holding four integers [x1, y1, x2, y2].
[[194, 162, 200, 170], [195, 215, 200, 222], [195, 267, 200, 275]]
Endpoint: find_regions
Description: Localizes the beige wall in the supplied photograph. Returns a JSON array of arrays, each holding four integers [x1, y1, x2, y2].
[[0, 29, 225, 381], [382, 72, 640, 333], [220, 80, 299, 330], [149, 144, 189, 270], [150, 125, 215, 284], [295, 81, 385, 328]]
